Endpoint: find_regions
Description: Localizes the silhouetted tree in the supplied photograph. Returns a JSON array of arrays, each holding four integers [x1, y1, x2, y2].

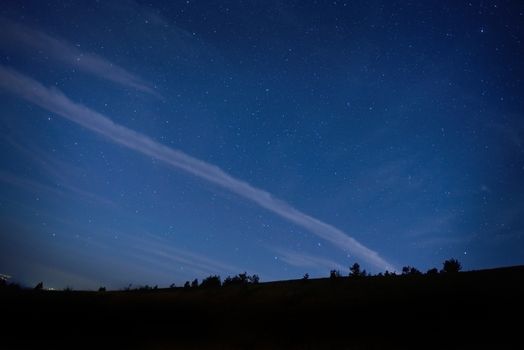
[[330, 269, 341, 280], [184, 281, 191, 289], [426, 268, 439, 275], [442, 258, 462, 273], [238, 272, 248, 284], [98, 286, 106, 292], [34, 282, 43, 291], [224, 275, 241, 286], [402, 266, 422, 275], [0, 280, 20, 291], [191, 279, 199, 288], [349, 263, 361, 277], [223, 272, 259, 286], [170, 283, 176, 289], [303, 273, 309, 280], [201, 275, 221, 288]]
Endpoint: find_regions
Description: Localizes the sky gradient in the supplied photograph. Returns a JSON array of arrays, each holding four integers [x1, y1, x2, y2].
[[1, 1, 523, 289]]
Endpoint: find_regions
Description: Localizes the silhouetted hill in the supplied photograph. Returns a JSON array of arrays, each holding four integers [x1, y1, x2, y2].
[[2, 266, 523, 349]]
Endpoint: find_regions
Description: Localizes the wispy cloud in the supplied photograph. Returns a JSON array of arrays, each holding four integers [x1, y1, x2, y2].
[[1, 214, 241, 288], [0, 170, 118, 210], [123, 232, 242, 276], [0, 66, 394, 271], [273, 248, 347, 273], [0, 18, 159, 97]]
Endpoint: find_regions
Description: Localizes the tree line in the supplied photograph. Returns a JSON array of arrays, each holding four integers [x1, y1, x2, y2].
[[328, 258, 462, 280], [0, 258, 462, 292]]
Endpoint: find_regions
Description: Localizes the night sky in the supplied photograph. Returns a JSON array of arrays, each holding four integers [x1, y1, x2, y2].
[[1, 1, 523, 290]]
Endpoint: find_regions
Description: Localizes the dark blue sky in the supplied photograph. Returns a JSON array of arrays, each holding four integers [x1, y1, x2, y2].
[[1, 1, 523, 289]]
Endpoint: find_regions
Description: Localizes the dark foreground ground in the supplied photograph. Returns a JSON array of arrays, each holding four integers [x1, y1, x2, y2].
[[2, 266, 524, 349]]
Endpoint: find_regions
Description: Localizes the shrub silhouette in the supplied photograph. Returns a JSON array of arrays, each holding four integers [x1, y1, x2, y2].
[[0, 276, 21, 291], [184, 281, 191, 289], [191, 279, 199, 288], [302, 273, 309, 280], [426, 268, 439, 275], [330, 269, 341, 280], [201, 275, 221, 288], [349, 263, 361, 277], [238, 273, 248, 284], [98, 286, 106, 292], [169, 283, 176, 289], [402, 266, 422, 275], [34, 282, 44, 291], [223, 272, 260, 286], [442, 258, 462, 273]]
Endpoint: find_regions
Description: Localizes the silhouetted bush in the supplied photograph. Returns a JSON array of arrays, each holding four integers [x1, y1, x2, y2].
[[184, 281, 191, 289], [191, 279, 199, 288], [402, 266, 422, 275], [98, 287, 106, 292], [238, 273, 248, 284], [302, 273, 309, 280], [34, 282, 44, 291], [426, 268, 439, 275], [63, 286, 73, 292], [223, 272, 260, 286], [442, 258, 462, 273], [349, 263, 361, 277], [0, 277, 21, 292], [201, 275, 221, 288], [169, 283, 176, 289], [330, 269, 341, 280]]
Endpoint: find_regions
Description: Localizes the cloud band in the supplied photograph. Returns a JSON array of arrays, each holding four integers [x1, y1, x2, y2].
[[0, 65, 394, 271]]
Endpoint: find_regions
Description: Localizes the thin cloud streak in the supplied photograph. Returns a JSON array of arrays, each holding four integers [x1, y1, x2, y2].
[[0, 66, 394, 271], [0, 170, 117, 209], [274, 248, 347, 273], [125, 231, 243, 276], [0, 18, 159, 97]]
